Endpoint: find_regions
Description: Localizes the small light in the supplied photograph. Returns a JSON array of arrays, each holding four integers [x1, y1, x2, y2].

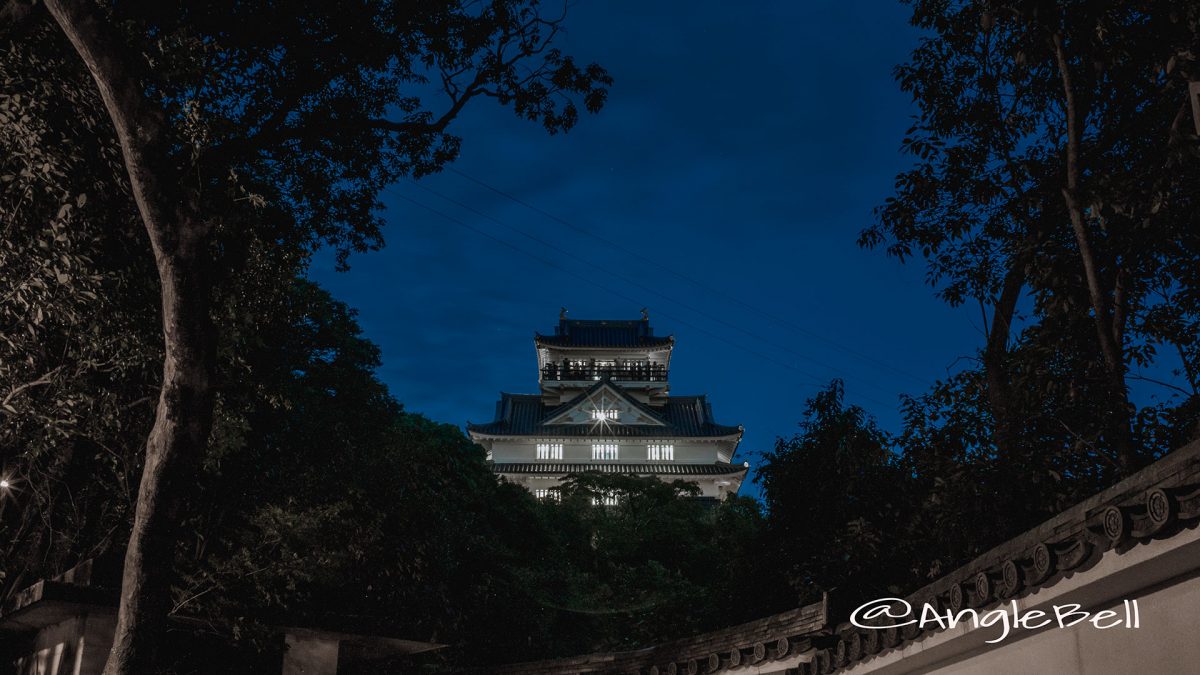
[[0, 480, 9, 489]]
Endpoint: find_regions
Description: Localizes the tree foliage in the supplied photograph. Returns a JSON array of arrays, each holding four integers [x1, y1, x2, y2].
[[77, 0, 612, 266], [0, 20, 157, 598], [756, 382, 917, 607], [762, 0, 1200, 608], [863, 0, 1200, 474], [510, 473, 779, 658], [4, 1, 611, 670]]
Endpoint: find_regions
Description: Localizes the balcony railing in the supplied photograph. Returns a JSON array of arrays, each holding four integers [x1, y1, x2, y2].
[[541, 363, 668, 382]]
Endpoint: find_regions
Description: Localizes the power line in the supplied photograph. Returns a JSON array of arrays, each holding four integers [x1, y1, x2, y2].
[[447, 166, 932, 387], [385, 187, 898, 410], [407, 178, 906, 402]]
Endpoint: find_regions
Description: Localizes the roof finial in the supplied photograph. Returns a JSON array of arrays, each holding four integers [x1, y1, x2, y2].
[[640, 307, 649, 321], [560, 306, 568, 320]]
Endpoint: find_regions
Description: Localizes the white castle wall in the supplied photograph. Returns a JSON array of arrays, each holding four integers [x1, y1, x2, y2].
[[488, 438, 732, 464]]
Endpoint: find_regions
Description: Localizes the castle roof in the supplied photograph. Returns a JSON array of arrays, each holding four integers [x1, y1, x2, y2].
[[535, 318, 674, 349], [467, 381, 741, 439]]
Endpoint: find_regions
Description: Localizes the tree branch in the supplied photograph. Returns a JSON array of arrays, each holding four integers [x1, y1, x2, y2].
[[369, 68, 490, 137], [1052, 30, 1134, 468], [1, 367, 62, 409], [1053, 33, 1120, 371]]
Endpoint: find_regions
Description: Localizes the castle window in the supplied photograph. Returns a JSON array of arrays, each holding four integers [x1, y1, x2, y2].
[[593, 360, 616, 379], [647, 443, 674, 461], [591, 409, 619, 422], [536, 442, 563, 460], [591, 443, 619, 460], [534, 488, 560, 501], [592, 491, 619, 506]]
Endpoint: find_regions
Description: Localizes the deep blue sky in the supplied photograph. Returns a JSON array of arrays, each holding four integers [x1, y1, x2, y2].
[[307, 1, 982, 494]]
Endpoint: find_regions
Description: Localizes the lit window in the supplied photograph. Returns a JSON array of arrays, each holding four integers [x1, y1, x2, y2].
[[647, 443, 674, 461], [536, 442, 563, 460], [534, 488, 560, 501], [591, 409, 619, 421], [592, 491, 619, 506], [593, 360, 615, 380], [592, 443, 618, 460]]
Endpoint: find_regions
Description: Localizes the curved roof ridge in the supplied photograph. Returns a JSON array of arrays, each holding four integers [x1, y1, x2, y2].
[[534, 317, 675, 349], [467, 385, 743, 439]]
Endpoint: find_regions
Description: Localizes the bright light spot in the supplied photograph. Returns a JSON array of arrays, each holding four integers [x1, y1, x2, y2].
[[0, 480, 9, 489]]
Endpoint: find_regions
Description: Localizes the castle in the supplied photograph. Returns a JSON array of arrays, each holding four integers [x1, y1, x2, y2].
[[468, 312, 747, 500]]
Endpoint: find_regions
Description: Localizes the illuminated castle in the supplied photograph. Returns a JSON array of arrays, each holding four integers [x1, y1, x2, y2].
[[468, 312, 747, 499]]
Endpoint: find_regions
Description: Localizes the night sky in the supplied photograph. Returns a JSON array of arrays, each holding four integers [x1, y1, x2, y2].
[[304, 1, 1045, 497]]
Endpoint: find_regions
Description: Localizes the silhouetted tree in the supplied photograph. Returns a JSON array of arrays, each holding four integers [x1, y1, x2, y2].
[[863, 0, 1200, 474], [756, 382, 913, 607], [4, 1, 609, 670]]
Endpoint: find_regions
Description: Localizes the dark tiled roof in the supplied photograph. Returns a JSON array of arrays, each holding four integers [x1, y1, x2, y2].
[[467, 384, 742, 439], [480, 597, 828, 675], [493, 462, 749, 476], [535, 318, 673, 349]]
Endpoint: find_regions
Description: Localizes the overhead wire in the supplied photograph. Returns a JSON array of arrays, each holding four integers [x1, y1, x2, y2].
[[385, 186, 899, 410], [406, 178, 906, 403], [448, 166, 932, 388]]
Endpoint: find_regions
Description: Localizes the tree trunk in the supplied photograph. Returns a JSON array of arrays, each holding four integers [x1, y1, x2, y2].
[[45, 2, 216, 673], [982, 253, 1026, 455], [1052, 33, 1135, 471]]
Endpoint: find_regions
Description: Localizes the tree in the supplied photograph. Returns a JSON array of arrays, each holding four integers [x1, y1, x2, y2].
[[755, 382, 912, 607], [0, 51, 775, 661], [178, 326, 539, 671], [0, 20, 157, 603], [496, 473, 782, 659], [863, 0, 1200, 472], [6, 1, 610, 671]]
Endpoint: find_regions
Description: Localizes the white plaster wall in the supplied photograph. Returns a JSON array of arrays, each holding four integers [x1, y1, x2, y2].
[[538, 347, 670, 372], [489, 438, 731, 463], [922, 573, 1200, 675], [10, 610, 115, 675], [798, 524, 1200, 675], [283, 632, 340, 675]]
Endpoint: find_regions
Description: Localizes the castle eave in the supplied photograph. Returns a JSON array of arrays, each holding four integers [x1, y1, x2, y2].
[[491, 462, 749, 477]]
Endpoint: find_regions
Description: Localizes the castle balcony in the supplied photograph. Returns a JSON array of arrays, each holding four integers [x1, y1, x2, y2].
[[540, 363, 668, 383]]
